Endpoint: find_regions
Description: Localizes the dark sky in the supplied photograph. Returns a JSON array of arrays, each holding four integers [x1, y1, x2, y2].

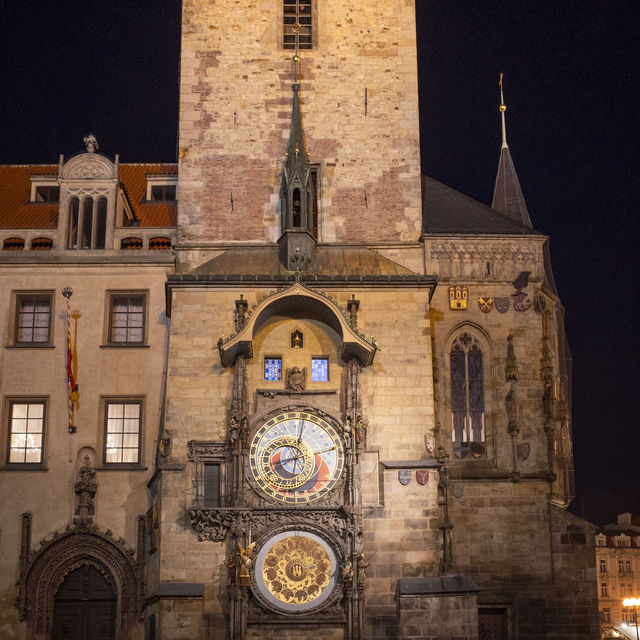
[[1, 1, 637, 526]]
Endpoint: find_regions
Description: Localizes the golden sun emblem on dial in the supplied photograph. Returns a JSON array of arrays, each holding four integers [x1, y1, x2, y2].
[[249, 411, 344, 504]]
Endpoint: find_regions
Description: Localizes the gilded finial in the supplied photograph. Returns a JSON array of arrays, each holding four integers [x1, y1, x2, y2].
[[498, 73, 508, 148]]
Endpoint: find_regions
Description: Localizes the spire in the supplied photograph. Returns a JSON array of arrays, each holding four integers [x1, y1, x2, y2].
[[278, 51, 316, 271], [491, 74, 532, 228]]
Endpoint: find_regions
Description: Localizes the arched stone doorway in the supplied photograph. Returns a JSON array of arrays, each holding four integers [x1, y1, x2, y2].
[[16, 519, 143, 639], [53, 564, 116, 640]]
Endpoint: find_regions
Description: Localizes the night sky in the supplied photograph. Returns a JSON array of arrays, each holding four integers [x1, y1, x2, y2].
[[0, 1, 637, 526]]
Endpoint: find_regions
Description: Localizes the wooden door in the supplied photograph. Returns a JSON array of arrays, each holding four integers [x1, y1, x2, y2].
[[53, 564, 116, 640]]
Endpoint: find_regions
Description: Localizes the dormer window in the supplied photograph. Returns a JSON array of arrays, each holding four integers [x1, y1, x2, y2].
[[145, 175, 177, 202], [30, 176, 59, 202], [68, 196, 107, 249]]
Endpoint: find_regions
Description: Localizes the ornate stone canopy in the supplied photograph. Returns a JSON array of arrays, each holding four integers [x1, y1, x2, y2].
[[217, 281, 378, 367]]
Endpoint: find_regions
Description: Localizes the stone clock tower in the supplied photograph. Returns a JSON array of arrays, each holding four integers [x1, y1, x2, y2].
[[144, 1, 597, 639]]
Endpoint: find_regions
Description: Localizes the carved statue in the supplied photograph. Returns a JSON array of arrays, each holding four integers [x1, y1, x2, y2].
[[505, 383, 519, 433], [234, 295, 248, 332], [341, 557, 353, 584], [347, 295, 360, 328], [238, 542, 256, 586], [355, 416, 367, 447], [357, 553, 370, 586], [286, 367, 307, 392], [83, 133, 98, 153], [224, 554, 237, 585], [158, 429, 171, 459], [239, 416, 249, 449], [74, 455, 97, 520], [343, 416, 353, 448]]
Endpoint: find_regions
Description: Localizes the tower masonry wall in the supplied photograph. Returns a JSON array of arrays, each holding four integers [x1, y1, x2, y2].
[[178, 0, 422, 247]]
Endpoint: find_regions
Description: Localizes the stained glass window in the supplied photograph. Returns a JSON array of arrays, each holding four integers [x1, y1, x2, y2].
[[311, 357, 329, 382], [450, 333, 485, 459], [265, 358, 282, 381]]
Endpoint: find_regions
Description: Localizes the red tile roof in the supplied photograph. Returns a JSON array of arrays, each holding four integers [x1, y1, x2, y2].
[[0, 165, 58, 228], [0, 162, 178, 229], [118, 164, 177, 227]]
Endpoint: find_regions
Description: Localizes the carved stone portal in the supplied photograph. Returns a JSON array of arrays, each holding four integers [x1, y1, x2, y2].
[[16, 518, 143, 636]]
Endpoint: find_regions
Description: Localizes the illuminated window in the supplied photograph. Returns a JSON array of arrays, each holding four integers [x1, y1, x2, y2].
[[600, 559, 607, 573], [450, 333, 485, 458], [265, 358, 282, 381], [601, 608, 611, 623], [7, 401, 45, 464], [600, 583, 608, 597], [284, 0, 312, 49], [104, 401, 142, 464], [15, 294, 52, 345], [311, 357, 329, 382], [108, 293, 146, 345]]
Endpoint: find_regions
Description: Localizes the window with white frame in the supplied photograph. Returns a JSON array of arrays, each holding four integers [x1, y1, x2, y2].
[[104, 400, 142, 464], [600, 583, 608, 597], [600, 559, 607, 573], [107, 293, 146, 345], [14, 293, 53, 345], [7, 400, 46, 464]]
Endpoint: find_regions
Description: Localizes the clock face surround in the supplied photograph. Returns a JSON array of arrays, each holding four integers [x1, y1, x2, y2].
[[254, 530, 338, 613], [249, 411, 344, 504]]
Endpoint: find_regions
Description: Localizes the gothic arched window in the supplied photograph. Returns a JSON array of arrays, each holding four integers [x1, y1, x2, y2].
[[450, 332, 485, 458]]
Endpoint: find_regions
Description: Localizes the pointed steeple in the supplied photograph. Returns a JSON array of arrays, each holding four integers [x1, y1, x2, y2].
[[278, 53, 316, 271], [491, 74, 532, 229]]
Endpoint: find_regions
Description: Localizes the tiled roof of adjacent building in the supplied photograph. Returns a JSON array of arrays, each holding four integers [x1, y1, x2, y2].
[[118, 164, 177, 227], [0, 165, 59, 228], [0, 163, 177, 229]]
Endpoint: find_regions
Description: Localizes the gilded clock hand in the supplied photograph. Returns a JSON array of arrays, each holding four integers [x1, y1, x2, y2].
[[312, 445, 337, 455], [297, 420, 305, 444]]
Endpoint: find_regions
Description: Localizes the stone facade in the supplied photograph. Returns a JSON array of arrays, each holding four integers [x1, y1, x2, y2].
[[0, 2, 599, 639], [595, 514, 640, 638]]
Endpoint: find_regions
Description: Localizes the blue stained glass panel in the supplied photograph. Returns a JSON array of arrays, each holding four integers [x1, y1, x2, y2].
[[265, 358, 282, 381], [311, 357, 329, 382]]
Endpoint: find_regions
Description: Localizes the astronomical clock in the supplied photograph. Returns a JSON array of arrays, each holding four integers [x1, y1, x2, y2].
[[187, 282, 378, 635]]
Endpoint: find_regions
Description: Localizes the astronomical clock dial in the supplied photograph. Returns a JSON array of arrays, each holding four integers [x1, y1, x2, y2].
[[254, 531, 338, 612], [249, 411, 344, 504]]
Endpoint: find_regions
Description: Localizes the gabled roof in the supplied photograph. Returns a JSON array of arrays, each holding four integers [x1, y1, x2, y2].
[[491, 146, 532, 228], [421, 174, 538, 236]]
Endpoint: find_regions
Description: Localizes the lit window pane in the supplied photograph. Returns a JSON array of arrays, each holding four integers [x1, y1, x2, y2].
[[311, 357, 329, 382], [16, 297, 51, 344], [265, 358, 282, 381], [11, 433, 27, 449], [8, 401, 44, 464], [104, 402, 141, 464], [25, 448, 41, 463]]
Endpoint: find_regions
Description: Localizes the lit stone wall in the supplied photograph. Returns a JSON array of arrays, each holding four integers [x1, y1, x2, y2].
[[177, 0, 422, 251]]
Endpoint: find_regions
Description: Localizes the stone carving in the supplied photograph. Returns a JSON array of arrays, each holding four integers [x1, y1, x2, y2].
[[347, 295, 360, 328], [235, 294, 249, 332], [505, 383, 519, 435], [74, 455, 97, 521], [286, 366, 307, 391], [290, 328, 304, 348], [505, 334, 519, 382], [341, 557, 353, 584], [354, 415, 367, 449], [83, 133, 99, 152], [64, 155, 113, 180], [16, 518, 142, 635], [20, 513, 32, 572], [158, 429, 171, 459], [357, 553, 370, 586], [224, 554, 237, 585], [187, 508, 354, 544]]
